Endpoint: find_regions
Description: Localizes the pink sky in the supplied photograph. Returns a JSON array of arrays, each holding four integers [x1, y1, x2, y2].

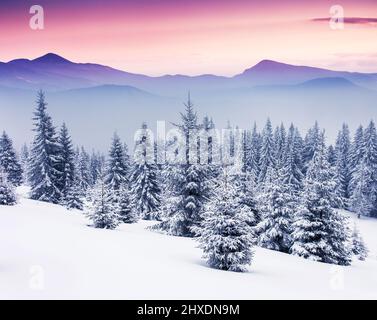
[[0, 0, 376, 75]]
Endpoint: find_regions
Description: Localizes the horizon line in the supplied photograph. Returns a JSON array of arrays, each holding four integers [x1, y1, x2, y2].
[[2, 52, 377, 78]]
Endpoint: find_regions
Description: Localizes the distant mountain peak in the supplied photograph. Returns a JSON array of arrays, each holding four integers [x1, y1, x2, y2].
[[235, 59, 337, 81], [32, 53, 72, 64], [8, 58, 31, 64], [238, 60, 301, 76], [256, 59, 284, 66]]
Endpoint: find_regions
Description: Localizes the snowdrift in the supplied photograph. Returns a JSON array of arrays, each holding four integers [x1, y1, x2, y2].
[[0, 187, 376, 299]]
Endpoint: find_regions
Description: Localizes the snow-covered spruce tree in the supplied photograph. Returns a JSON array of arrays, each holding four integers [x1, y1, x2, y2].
[[152, 129, 186, 224], [247, 123, 261, 185], [291, 133, 352, 266], [117, 184, 138, 223], [328, 166, 344, 209], [351, 224, 368, 261], [226, 121, 235, 158], [281, 124, 304, 194], [123, 142, 131, 173], [148, 133, 171, 224], [57, 123, 75, 201], [130, 122, 161, 220], [238, 177, 260, 227], [20, 143, 30, 184], [202, 115, 220, 180], [333, 124, 351, 208], [105, 133, 129, 192], [0, 131, 23, 186], [327, 145, 336, 167], [89, 151, 105, 186], [202, 115, 215, 131], [153, 142, 167, 222], [86, 174, 119, 229], [75, 146, 91, 192], [350, 121, 377, 217], [256, 167, 294, 253], [228, 130, 260, 227], [350, 161, 373, 218], [0, 168, 17, 205], [193, 167, 255, 272], [258, 118, 275, 183], [153, 163, 181, 225], [294, 126, 305, 155], [273, 123, 287, 169], [349, 125, 364, 169], [302, 121, 321, 174], [243, 130, 260, 224], [64, 179, 84, 210], [348, 125, 364, 196], [177, 161, 209, 233], [155, 95, 210, 236], [28, 91, 62, 203]]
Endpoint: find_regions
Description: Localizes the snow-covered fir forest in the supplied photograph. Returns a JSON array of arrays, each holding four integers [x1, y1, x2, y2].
[[1, 90, 375, 273]]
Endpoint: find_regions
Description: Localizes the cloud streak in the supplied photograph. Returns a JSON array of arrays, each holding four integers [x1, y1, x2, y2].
[[312, 17, 377, 26]]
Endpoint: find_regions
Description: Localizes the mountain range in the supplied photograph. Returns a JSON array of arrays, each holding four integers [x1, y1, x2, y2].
[[1, 53, 377, 93], [0, 53, 376, 150]]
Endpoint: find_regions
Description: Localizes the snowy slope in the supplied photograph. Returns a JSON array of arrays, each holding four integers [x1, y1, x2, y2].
[[0, 187, 376, 300]]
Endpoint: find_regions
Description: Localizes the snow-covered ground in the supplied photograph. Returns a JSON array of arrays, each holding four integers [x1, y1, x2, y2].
[[0, 187, 376, 300]]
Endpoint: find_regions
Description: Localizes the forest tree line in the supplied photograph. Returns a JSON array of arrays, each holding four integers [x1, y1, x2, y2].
[[0, 91, 373, 271]]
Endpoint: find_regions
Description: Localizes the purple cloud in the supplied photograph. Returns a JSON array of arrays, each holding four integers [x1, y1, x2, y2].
[[312, 17, 377, 25]]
